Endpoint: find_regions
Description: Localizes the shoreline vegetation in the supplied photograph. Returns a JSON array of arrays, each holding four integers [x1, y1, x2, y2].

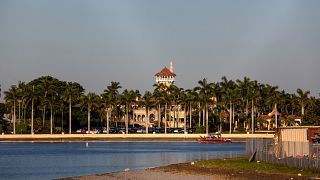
[[1, 75, 319, 137], [0, 133, 274, 142], [59, 157, 320, 180]]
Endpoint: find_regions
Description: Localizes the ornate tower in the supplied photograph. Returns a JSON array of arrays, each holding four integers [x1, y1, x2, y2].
[[154, 62, 176, 87]]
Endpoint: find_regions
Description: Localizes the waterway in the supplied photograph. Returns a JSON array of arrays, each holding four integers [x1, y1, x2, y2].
[[0, 142, 245, 180]]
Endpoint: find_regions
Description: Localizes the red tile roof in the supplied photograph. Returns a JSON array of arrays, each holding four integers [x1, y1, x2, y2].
[[259, 114, 303, 120], [260, 115, 272, 120], [155, 66, 176, 77]]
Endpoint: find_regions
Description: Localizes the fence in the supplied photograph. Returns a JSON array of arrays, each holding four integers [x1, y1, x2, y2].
[[246, 138, 320, 171]]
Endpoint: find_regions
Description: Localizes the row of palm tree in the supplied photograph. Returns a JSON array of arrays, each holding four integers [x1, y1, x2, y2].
[[1, 75, 319, 134], [3, 76, 84, 134]]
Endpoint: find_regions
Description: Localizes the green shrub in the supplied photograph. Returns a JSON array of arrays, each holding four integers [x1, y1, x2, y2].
[[195, 125, 205, 133], [16, 123, 29, 134]]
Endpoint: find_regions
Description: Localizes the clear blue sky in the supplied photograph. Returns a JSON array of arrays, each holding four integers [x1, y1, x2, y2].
[[0, 0, 319, 97]]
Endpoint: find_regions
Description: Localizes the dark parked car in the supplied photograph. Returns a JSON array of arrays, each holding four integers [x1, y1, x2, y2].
[[187, 128, 196, 133], [173, 128, 183, 133]]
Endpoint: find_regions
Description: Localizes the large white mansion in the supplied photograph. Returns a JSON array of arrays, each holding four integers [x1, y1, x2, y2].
[[128, 62, 185, 128]]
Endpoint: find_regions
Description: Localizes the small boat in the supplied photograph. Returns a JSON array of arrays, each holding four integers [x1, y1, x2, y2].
[[196, 133, 232, 143]]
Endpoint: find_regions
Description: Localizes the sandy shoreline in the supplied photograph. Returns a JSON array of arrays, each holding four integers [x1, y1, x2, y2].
[[0, 133, 274, 142], [57, 160, 307, 180], [58, 168, 230, 180]]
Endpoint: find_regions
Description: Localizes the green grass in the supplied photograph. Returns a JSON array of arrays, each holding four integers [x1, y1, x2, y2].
[[195, 158, 320, 177]]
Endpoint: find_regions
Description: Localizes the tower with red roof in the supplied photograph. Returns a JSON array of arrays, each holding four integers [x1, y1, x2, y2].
[[154, 62, 176, 87]]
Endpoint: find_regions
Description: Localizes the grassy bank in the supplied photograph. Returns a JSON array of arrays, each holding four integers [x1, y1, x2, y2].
[[196, 158, 319, 177], [155, 157, 320, 179]]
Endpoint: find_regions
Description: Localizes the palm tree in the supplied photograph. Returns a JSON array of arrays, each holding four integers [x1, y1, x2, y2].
[[17, 81, 26, 122], [236, 76, 252, 117], [96, 99, 105, 127], [81, 93, 100, 133], [169, 85, 182, 128], [214, 102, 226, 132], [296, 88, 310, 116], [47, 91, 58, 134], [131, 90, 141, 127], [25, 85, 37, 134], [38, 76, 55, 128], [230, 88, 240, 133], [104, 81, 122, 128], [101, 91, 113, 134], [266, 85, 280, 127], [194, 78, 213, 134], [107, 81, 122, 95], [17, 82, 30, 123], [142, 91, 154, 134], [185, 89, 197, 128], [178, 90, 188, 133], [211, 82, 222, 130], [62, 82, 83, 134], [270, 93, 280, 128], [248, 80, 260, 133], [289, 94, 300, 115], [163, 87, 173, 133], [153, 83, 166, 128], [58, 97, 66, 133], [121, 89, 137, 134], [219, 76, 237, 133], [4, 85, 19, 134]]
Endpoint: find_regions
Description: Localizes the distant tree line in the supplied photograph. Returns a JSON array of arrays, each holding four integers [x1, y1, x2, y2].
[[1, 75, 319, 134]]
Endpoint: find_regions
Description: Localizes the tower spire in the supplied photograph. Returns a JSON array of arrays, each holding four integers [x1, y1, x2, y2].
[[170, 61, 173, 73]]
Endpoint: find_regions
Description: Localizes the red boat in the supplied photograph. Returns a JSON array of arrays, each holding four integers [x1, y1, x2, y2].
[[196, 134, 232, 143]]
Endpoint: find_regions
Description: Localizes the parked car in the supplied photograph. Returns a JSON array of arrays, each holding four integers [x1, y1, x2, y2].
[[86, 129, 99, 134], [76, 129, 86, 134], [136, 128, 146, 133], [166, 128, 174, 133], [188, 128, 196, 133], [173, 128, 183, 133]]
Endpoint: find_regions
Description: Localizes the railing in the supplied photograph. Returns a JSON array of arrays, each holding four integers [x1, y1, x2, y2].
[[246, 138, 320, 171]]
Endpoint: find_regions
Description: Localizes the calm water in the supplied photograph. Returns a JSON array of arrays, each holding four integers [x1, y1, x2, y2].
[[0, 142, 245, 180]]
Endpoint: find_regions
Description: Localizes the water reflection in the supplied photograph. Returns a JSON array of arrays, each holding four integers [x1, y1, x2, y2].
[[0, 142, 244, 180]]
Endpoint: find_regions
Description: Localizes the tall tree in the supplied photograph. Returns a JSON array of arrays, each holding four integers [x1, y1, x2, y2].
[[107, 81, 122, 95], [248, 80, 260, 133], [132, 90, 141, 127], [47, 91, 58, 134], [4, 85, 19, 134], [195, 78, 213, 134], [142, 91, 154, 134], [169, 85, 182, 128], [121, 89, 137, 134], [62, 82, 83, 134], [178, 90, 188, 133], [163, 86, 173, 133], [265, 85, 280, 127], [104, 81, 122, 128], [296, 88, 310, 116], [101, 91, 113, 134], [58, 96, 66, 133], [38, 76, 56, 128], [81, 93, 100, 133], [236, 76, 252, 117], [153, 83, 166, 128], [220, 77, 237, 134], [16, 81, 26, 122], [25, 85, 37, 134], [185, 89, 197, 128], [18, 82, 30, 123]]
